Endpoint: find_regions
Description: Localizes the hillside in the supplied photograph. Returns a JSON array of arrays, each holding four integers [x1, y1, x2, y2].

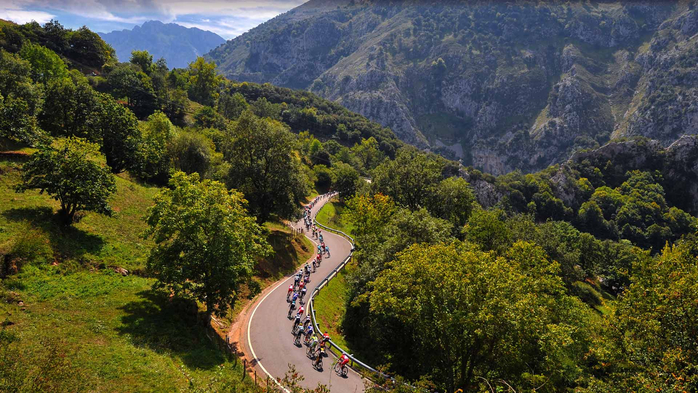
[[101, 21, 225, 68], [207, 0, 698, 174]]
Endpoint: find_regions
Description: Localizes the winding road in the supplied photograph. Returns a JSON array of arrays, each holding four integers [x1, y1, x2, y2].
[[238, 194, 364, 392]]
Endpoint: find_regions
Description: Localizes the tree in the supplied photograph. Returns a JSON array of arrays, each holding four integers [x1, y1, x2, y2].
[[187, 57, 220, 106], [17, 137, 116, 225], [225, 111, 308, 222], [371, 149, 443, 210], [130, 50, 153, 75], [40, 77, 101, 139], [107, 64, 157, 118], [332, 162, 360, 199], [96, 94, 141, 173], [168, 131, 215, 177], [193, 105, 227, 129], [144, 172, 271, 322], [368, 241, 591, 392], [136, 111, 177, 183], [352, 137, 385, 172], [18, 42, 67, 83], [68, 26, 114, 68], [590, 240, 698, 392], [217, 90, 248, 120], [0, 50, 43, 144], [428, 176, 475, 230], [462, 208, 512, 253]]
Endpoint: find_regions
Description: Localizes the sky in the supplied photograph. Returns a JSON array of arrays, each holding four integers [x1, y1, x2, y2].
[[0, 0, 307, 39]]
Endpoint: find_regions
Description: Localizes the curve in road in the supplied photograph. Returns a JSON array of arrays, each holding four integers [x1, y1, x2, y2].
[[246, 194, 364, 392]]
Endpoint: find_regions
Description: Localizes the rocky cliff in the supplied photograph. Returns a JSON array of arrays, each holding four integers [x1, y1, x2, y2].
[[207, 0, 698, 175]]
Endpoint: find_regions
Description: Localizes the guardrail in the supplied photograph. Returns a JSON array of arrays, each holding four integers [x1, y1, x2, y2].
[[307, 195, 390, 380]]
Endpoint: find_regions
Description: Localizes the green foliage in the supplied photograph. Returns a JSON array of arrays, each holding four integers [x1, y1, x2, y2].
[[0, 50, 43, 144], [96, 93, 140, 173], [135, 111, 177, 183], [144, 172, 271, 320], [187, 57, 220, 107], [332, 162, 360, 199], [371, 148, 443, 210], [129, 50, 153, 75], [194, 105, 227, 129], [168, 130, 217, 177], [224, 111, 308, 222], [40, 77, 101, 139], [106, 63, 157, 118], [589, 240, 698, 392], [368, 241, 591, 391], [217, 91, 248, 120], [18, 41, 67, 83], [68, 26, 115, 68], [428, 176, 475, 231], [17, 137, 117, 225]]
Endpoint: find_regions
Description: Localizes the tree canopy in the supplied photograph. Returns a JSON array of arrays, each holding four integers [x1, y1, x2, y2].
[[144, 172, 271, 322]]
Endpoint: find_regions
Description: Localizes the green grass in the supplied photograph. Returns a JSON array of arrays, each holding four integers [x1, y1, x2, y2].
[[313, 263, 354, 352], [0, 154, 313, 392], [315, 198, 355, 236], [2, 265, 257, 392]]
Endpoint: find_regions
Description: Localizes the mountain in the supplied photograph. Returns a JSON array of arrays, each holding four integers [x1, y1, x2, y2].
[[101, 20, 225, 69], [206, 0, 698, 175]]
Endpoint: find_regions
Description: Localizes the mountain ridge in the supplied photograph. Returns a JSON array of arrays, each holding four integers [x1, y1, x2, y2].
[[206, 0, 698, 175], [101, 20, 225, 69]]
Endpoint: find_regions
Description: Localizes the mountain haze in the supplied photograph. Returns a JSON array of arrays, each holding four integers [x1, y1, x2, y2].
[[101, 21, 225, 69], [207, 0, 698, 175]]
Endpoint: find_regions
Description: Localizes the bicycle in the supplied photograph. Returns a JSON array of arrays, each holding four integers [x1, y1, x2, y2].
[[334, 362, 348, 377], [294, 332, 302, 346], [313, 355, 323, 370]]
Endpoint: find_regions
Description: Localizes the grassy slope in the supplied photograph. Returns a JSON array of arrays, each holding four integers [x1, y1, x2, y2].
[[312, 199, 362, 356], [0, 155, 312, 392]]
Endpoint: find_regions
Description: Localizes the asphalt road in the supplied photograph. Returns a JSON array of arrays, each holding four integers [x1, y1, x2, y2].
[[247, 194, 364, 392]]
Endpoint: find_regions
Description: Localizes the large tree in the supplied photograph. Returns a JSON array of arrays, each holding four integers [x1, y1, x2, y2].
[[96, 94, 141, 173], [17, 137, 116, 225], [225, 111, 308, 222], [187, 57, 220, 107], [368, 241, 591, 392], [144, 172, 271, 322]]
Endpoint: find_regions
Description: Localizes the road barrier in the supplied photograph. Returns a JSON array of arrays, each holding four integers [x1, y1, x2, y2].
[[307, 194, 391, 381]]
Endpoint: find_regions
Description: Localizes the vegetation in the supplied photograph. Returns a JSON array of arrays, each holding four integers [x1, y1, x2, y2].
[[144, 172, 271, 322], [2, 16, 698, 393]]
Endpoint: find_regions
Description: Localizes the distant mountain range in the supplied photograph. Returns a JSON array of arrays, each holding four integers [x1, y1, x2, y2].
[[206, 0, 698, 175], [100, 20, 226, 69]]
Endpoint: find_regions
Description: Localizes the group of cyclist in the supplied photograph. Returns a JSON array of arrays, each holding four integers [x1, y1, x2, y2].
[[283, 192, 350, 375]]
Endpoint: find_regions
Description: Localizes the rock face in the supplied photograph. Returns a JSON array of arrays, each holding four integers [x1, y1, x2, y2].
[[101, 21, 226, 69], [207, 0, 698, 175]]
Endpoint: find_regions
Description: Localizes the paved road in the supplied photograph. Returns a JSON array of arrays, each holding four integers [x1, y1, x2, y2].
[[246, 194, 364, 392]]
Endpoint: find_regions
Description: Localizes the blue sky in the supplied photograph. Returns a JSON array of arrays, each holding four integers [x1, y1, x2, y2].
[[0, 0, 307, 39]]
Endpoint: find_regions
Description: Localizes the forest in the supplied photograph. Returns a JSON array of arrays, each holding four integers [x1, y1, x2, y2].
[[0, 19, 697, 393]]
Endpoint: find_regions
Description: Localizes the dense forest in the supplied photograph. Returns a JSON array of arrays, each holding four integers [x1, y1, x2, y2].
[[1, 18, 698, 393]]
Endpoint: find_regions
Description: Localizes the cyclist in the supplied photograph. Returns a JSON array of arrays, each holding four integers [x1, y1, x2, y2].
[[303, 315, 311, 329], [287, 285, 294, 301], [309, 335, 319, 356], [296, 305, 305, 318], [319, 234, 324, 243], [291, 291, 299, 304], [301, 287, 307, 300], [325, 246, 330, 257], [288, 299, 296, 318], [294, 325, 303, 346], [292, 313, 302, 332], [305, 324, 314, 338], [312, 259, 317, 272], [298, 281, 305, 292], [293, 274, 300, 288], [313, 351, 323, 369], [317, 244, 322, 254], [336, 354, 350, 376]]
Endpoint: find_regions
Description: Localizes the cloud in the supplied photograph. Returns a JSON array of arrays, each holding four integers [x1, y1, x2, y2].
[[0, 9, 55, 24], [1, 0, 307, 38]]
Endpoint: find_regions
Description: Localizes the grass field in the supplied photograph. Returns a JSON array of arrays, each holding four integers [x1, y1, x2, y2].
[[0, 154, 312, 392], [315, 198, 355, 236]]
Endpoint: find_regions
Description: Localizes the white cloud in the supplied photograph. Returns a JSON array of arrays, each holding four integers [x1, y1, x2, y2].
[[0, 9, 55, 24]]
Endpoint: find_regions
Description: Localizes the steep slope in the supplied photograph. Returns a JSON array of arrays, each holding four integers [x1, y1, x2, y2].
[[101, 21, 225, 68], [207, 0, 698, 175]]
